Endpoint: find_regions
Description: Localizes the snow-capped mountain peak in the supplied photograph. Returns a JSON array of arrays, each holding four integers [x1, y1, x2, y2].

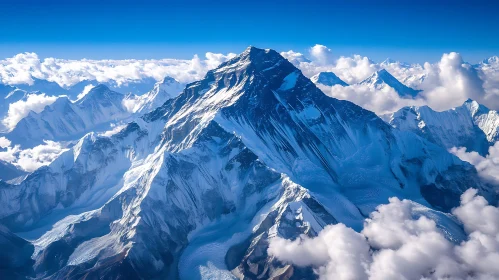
[[360, 68, 421, 97], [311, 71, 348, 86]]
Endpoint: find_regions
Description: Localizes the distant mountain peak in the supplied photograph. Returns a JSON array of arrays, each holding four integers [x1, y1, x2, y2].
[[311, 71, 348, 87], [360, 69, 421, 97], [381, 58, 397, 65]]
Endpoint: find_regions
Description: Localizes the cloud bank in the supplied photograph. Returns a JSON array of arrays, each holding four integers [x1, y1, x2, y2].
[[269, 189, 499, 280], [0, 52, 236, 87], [282, 45, 499, 114]]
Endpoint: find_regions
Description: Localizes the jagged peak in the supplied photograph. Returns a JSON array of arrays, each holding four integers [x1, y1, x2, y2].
[[223, 46, 284, 67], [462, 98, 490, 116], [160, 76, 179, 85], [361, 69, 394, 84]]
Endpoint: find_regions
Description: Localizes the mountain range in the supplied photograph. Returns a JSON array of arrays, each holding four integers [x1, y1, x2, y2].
[[311, 68, 422, 98], [0, 47, 496, 279], [387, 99, 499, 155], [1, 78, 184, 148]]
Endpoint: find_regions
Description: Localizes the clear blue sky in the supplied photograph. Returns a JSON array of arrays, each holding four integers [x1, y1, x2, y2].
[[0, 0, 497, 63]]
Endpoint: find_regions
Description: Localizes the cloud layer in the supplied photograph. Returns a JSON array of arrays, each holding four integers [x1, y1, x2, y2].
[[0, 52, 236, 87], [269, 189, 499, 280]]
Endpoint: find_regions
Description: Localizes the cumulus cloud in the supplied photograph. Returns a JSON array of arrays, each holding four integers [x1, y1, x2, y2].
[[2, 93, 59, 130], [0, 137, 11, 148], [269, 189, 499, 280], [0, 52, 236, 87], [450, 142, 499, 184], [0, 145, 20, 163], [321, 84, 425, 115], [15, 140, 69, 172], [0, 140, 68, 172], [280, 45, 499, 115], [280, 50, 311, 65], [420, 52, 486, 111], [309, 44, 334, 66]]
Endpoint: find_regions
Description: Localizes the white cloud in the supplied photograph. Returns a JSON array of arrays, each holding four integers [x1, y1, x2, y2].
[[322, 84, 426, 115], [0, 137, 11, 148], [98, 123, 127, 137], [450, 142, 499, 184], [2, 93, 59, 130], [15, 140, 69, 172], [420, 52, 486, 111], [309, 44, 334, 66], [0, 140, 68, 172], [280, 45, 499, 114], [0, 52, 236, 87], [280, 50, 310, 65], [269, 189, 499, 280], [76, 84, 95, 100], [269, 223, 371, 280], [0, 145, 20, 162]]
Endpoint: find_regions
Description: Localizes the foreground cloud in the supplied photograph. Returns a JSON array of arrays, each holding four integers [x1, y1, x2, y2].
[[450, 142, 499, 184], [269, 189, 499, 280]]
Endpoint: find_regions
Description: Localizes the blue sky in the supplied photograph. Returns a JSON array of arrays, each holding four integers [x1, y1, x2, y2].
[[0, 0, 497, 63]]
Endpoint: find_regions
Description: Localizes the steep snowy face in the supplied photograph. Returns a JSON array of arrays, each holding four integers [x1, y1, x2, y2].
[[463, 99, 499, 143], [387, 99, 499, 155], [0, 47, 494, 280], [360, 69, 421, 97], [311, 71, 348, 86]]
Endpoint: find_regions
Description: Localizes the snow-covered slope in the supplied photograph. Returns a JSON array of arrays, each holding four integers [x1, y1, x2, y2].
[[122, 76, 184, 114], [387, 99, 499, 155], [311, 71, 348, 86], [0, 47, 494, 279], [4, 85, 128, 147], [3, 80, 182, 147], [359, 69, 421, 97], [66, 77, 159, 99]]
